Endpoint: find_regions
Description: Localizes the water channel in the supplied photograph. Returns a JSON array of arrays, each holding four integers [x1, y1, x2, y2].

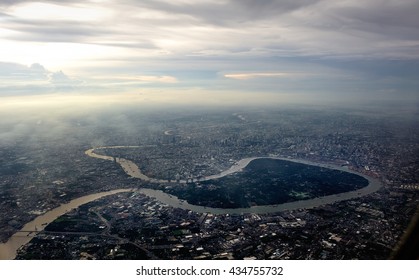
[[0, 189, 132, 260], [0, 146, 382, 259]]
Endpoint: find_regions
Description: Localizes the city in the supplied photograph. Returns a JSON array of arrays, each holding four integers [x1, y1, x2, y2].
[[0, 1, 418, 279], [1, 106, 418, 259]]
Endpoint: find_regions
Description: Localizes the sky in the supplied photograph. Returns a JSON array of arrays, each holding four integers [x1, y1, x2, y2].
[[0, 0, 419, 107]]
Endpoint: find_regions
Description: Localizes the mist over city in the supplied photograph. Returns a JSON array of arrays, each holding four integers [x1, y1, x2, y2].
[[0, 0, 418, 260]]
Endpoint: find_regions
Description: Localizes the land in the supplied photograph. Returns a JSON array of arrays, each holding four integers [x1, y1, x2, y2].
[[15, 190, 415, 260], [1, 105, 418, 259], [165, 158, 369, 208]]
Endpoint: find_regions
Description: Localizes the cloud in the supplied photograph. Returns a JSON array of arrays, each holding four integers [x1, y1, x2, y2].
[[0, 0, 86, 8], [49, 70, 83, 91], [87, 75, 179, 88], [0, 61, 181, 95], [224, 72, 294, 80], [109, 0, 419, 59], [0, 62, 81, 95], [131, 0, 322, 26], [3, 20, 109, 43], [2, 0, 418, 61], [132, 75, 178, 83], [0, 1, 418, 103], [7, 2, 111, 21], [101, 75, 178, 83]]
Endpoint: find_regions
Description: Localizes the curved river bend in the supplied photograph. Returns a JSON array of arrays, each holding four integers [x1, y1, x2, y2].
[[0, 146, 382, 259], [86, 146, 382, 214]]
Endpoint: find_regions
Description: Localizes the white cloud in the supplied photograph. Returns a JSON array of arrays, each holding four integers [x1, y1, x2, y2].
[[8, 2, 112, 22], [0, 0, 418, 101], [2, 0, 418, 65], [90, 74, 178, 84], [0, 62, 82, 95], [134, 75, 178, 83], [224, 72, 292, 80]]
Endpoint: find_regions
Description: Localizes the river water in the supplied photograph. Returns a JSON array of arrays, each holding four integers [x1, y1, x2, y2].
[[0, 189, 132, 260], [138, 176, 381, 215], [0, 147, 382, 259], [86, 146, 382, 214]]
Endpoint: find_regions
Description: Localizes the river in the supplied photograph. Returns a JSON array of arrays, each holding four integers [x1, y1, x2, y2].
[[0, 189, 133, 260], [87, 146, 382, 215], [1, 147, 382, 259], [138, 174, 381, 215], [86, 146, 382, 184]]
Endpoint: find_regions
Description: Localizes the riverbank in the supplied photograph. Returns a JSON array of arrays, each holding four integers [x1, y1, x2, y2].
[[1, 147, 382, 260], [0, 189, 133, 260], [87, 146, 381, 186], [86, 146, 382, 214]]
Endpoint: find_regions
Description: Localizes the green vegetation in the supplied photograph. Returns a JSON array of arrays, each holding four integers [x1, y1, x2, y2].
[[166, 159, 369, 208]]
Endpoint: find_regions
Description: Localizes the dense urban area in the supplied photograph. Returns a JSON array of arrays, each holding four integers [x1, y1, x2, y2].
[[1, 106, 418, 259]]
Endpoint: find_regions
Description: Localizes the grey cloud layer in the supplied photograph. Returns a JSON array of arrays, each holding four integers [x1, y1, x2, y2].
[[0, 0, 84, 7], [1, 0, 418, 58], [0, 0, 418, 101], [130, 0, 321, 25], [3, 20, 107, 42]]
